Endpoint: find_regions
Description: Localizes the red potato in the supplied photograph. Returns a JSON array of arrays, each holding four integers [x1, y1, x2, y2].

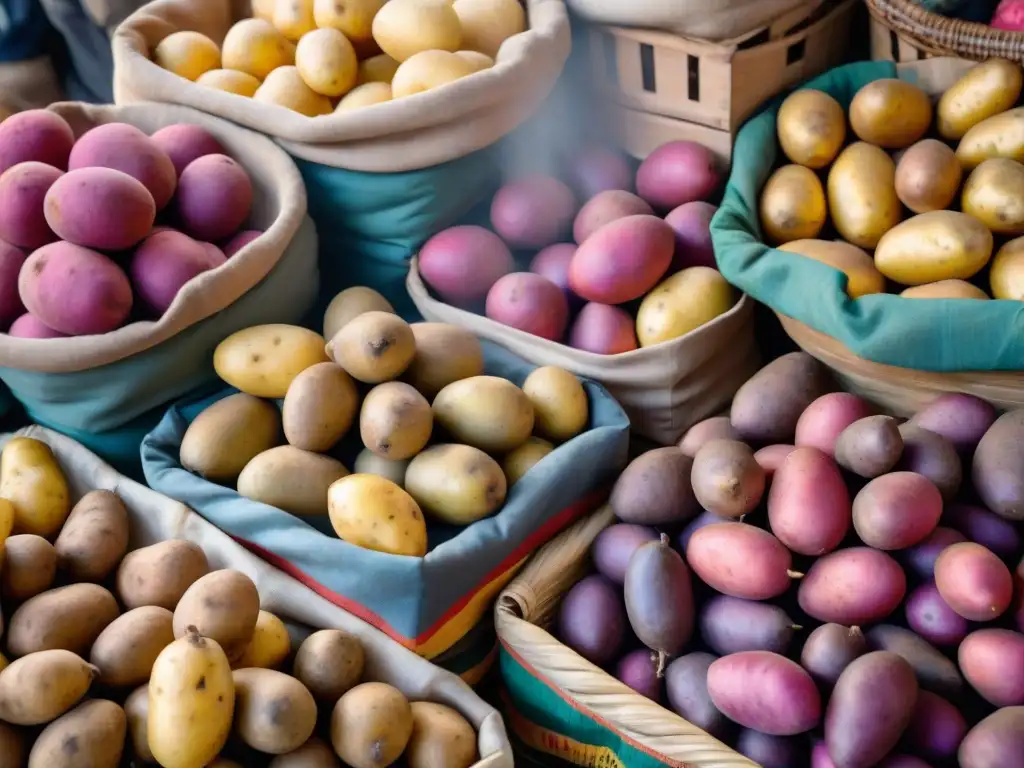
[[852, 471, 943, 550], [7, 313, 66, 338], [897, 423, 963, 500], [935, 542, 1013, 621], [800, 623, 867, 689], [485, 272, 569, 341], [529, 243, 579, 306], [222, 229, 263, 258], [679, 417, 741, 458], [591, 523, 658, 584], [798, 547, 906, 625], [129, 230, 222, 316], [564, 144, 633, 198], [175, 154, 253, 242], [958, 707, 1024, 768], [635, 140, 721, 211], [201, 242, 226, 267], [686, 522, 797, 600], [909, 392, 996, 454], [945, 502, 1022, 559], [490, 175, 577, 248], [615, 649, 660, 702], [707, 651, 821, 735], [568, 215, 675, 304], [418, 225, 514, 307], [0, 241, 26, 329], [150, 123, 226, 177], [905, 582, 969, 647], [904, 526, 968, 580], [795, 392, 873, 456], [43, 167, 155, 250], [572, 190, 653, 244], [907, 690, 967, 763], [568, 303, 637, 354], [0, 162, 61, 249], [959, 629, 1024, 706], [665, 201, 717, 270], [754, 444, 796, 476], [768, 446, 850, 555], [0, 109, 75, 173], [69, 122, 177, 210], [557, 574, 625, 666]]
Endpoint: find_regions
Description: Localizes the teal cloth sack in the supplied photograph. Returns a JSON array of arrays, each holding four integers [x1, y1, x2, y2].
[[141, 341, 630, 658], [712, 58, 1024, 372]]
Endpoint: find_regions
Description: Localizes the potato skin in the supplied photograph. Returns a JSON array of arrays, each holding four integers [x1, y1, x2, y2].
[[934, 542, 1013, 621], [895, 138, 962, 213], [124, 685, 153, 762], [758, 164, 826, 244], [331, 682, 413, 768], [327, 310, 416, 384], [27, 699, 126, 768], [53, 489, 129, 582], [502, 437, 554, 486], [834, 415, 903, 479], [522, 366, 589, 443], [776, 89, 846, 169], [0, 722, 25, 768], [973, 408, 1024, 520], [777, 239, 885, 299], [89, 606, 174, 687], [897, 423, 963, 500], [963, 157, 1024, 235], [707, 651, 821, 735], [958, 706, 1024, 768], [876, 211, 993, 286], [323, 286, 394, 341], [938, 58, 1024, 140], [7, 582, 120, 657], [116, 538, 209, 610], [268, 737, 339, 767], [827, 142, 902, 249], [233, 668, 318, 754], [215, 325, 331, 399], [678, 416, 739, 457], [768, 446, 850, 556], [43, 166, 155, 250], [990, 236, 1024, 300], [359, 382, 433, 461], [849, 78, 933, 149], [181, 393, 282, 481], [406, 323, 484, 400], [236, 445, 349, 517], [852, 471, 943, 551], [958, 628, 1024, 706], [798, 547, 906, 625], [282, 362, 358, 452], [405, 701, 478, 768], [235, 610, 291, 670], [432, 376, 534, 454], [794, 392, 873, 457], [800, 623, 867, 689], [690, 439, 765, 519], [686, 522, 795, 600], [901, 280, 990, 299], [866, 624, 964, 697], [293, 629, 365, 702], [957, 106, 1024, 169], [610, 447, 700, 525], [730, 352, 831, 443], [635, 266, 735, 348], [1, 436, 71, 539], [404, 444, 506, 525], [328, 474, 428, 557], [172, 569, 261, 662], [1, 533, 56, 601], [0, 649, 98, 725]]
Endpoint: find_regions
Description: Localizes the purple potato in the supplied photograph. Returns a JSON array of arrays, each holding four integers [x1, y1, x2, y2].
[[735, 729, 805, 768], [945, 502, 1022, 559], [676, 510, 728, 553], [615, 649, 661, 702], [909, 393, 996, 454], [907, 690, 967, 762], [664, 652, 730, 739], [698, 596, 798, 655], [865, 624, 963, 696], [800, 623, 868, 689], [904, 527, 967, 580], [610, 447, 701, 525], [904, 582, 969, 647], [557, 574, 625, 665], [972, 410, 1024, 522], [958, 706, 1024, 768], [591, 524, 658, 584], [624, 534, 694, 672], [897, 423, 962, 500]]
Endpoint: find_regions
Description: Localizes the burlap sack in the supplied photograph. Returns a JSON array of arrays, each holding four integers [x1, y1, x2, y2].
[[7, 424, 513, 768], [407, 258, 759, 445], [112, 0, 571, 172]]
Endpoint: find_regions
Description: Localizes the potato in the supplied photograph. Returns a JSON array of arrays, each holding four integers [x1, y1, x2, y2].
[[800, 623, 867, 689], [502, 436, 554, 486], [678, 416, 740, 457], [19, 241, 133, 335], [0, 161, 61, 249], [973, 408, 1024, 520], [665, 653, 730, 738], [1, 533, 56, 600], [336, 81, 393, 111], [232, 668, 317, 754], [795, 392, 873, 456], [852, 471, 942, 551], [622, 540, 690, 670], [736, 731, 804, 768], [523, 243, 576, 307], [181, 393, 281, 482], [406, 701, 478, 768], [453, 0, 524, 57], [664, 201, 717, 271], [0, 722, 25, 768], [175, 154, 253, 241], [331, 682, 413, 768], [130, 230, 225, 316], [0, 242, 26, 330], [0, 109, 75, 173], [281, 362, 358, 453], [89, 606, 174, 687], [572, 190, 653, 244], [938, 58, 1023, 139], [236, 610, 291, 670], [418, 225, 515, 307], [522, 366, 588, 443], [255, 66, 334, 116], [42, 166, 154, 250], [52, 489, 128, 582], [149, 627, 235, 768], [150, 123, 225, 178], [905, 527, 968, 581], [116, 538, 209, 610], [635, 140, 721, 211], [567, 302, 638, 354], [214, 324, 330, 399], [356, 53, 400, 84], [222, 230, 261, 258], [327, 474, 428, 556], [767, 446, 850, 556], [686, 522, 796, 600], [360, 382, 433, 460], [699, 596, 798, 655], [490, 175, 577, 249], [635, 266, 736, 348], [237, 445, 349, 517], [327, 311, 416, 384], [405, 444, 506, 525], [268, 737, 338, 767], [799, 547, 906, 624], [897, 423, 962, 500], [777, 239, 885, 299], [27, 698, 125, 768], [957, 628, 1024, 706], [946, 501, 1021, 558], [0, 649, 97, 725], [432, 375, 534, 454], [866, 624, 964, 697], [935, 542, 1013, 621], [827, 142, 902, 249], [907, 690, 968, 762], [293, 629, 365, 702], [957, 106, 1024, 169], [592, 523, 658, 584], [707, 651, 820, 735], [849, 78, 933, 149], [776, 88, 846, 169], [197, 67, 262, 96], [875, 210, 993, 285], [371, 0, 461, 61], [7, 312, 65, 338], [895, 138, 962, 214], [753, 444, 795, 476], [568, 215, 674, 304], [172, 569, 261, 662], [485, 272, 569, 341], [963, 157, 1024, 235], [610, 447, 700, 525], [7, 583, 119, 657], [558, 574, 626, 665], [69, 122, 176, 209], [990, 237, 1024, 301], [690, 439, 764, 519], [295, 28, 358, 98], [730, 351, 832, 443], [391, 50, 477, 98], [834, 414, 903, 478], [959, 706, 1024, 768], [154, 30, 220, 80], [353, 448, 409, 486], [323, 286, 394, 340], [901, 279, 990, 299], [758, 164, 826, 244], [222, 18, 294, 79], [124, 686, 153, 762], [406, 323, 484, 399]]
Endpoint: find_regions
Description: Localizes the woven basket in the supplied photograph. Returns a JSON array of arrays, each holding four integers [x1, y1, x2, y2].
[[867, 0, 1024, 60]]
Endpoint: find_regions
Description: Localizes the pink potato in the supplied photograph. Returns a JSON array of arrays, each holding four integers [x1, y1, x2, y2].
[[678, 416, 740, 458], [635, 141, 721, 211], [150, 123, 226, 177], [768, 446, 851, 555], [958, 629, 1024, 706], [754, 444, 796, 477], [958, 707, 1024, 768], [0, 240, 27, 328], [707, 651, 821, 735], [572, 190, 653, 244], [666, 201, 718, 271], [568, 303, 637, 355], [19, 241, 132, 335], [564, 144, 633, 199], [795, 392, 874, 456], [798, 547, 907, 625], [418, 225, 514, 307], [221, 229, 263, 258], [175, 154, 253, 242], [909, 392, 996, 454], [568, 214, 675, 304], [852, 471, 943, 550], [490, 175, 577, 249], [43, 167, 156, 250], [905, 582, 969, 647], [812, 742, 838, 768], [201, 242, 227, 267], [69, 122, 177, 210], [0, 110, 75, 173], [529, 243, 579, 306], [485, 272, 569, 341], [686, 522, 797, 600], [7, 313, 67, 338], [934, 542, 1013, 621], [130, 230, 222, 316], [907, 690, 967, 762], [0, 162, 61, 249]]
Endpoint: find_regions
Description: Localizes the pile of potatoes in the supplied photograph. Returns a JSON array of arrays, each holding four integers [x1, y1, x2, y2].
[[419, 139, 738, 354], [0, 434, 481, 767], [759, 57, 1024, 301], [152, 0, 525, 116], [0, 110, 260, 336], [554, 352, 1024, 768], [181, 286, 590, 557]]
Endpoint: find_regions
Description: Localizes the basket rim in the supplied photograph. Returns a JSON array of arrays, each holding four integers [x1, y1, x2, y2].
[[866, 0, 1024, 58]]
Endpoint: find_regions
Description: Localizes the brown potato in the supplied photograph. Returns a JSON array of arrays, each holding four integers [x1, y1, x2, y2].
[[236, 445, 349, 517], [758, 164, 827, 244], [27, 699, 125, 768], [406, 701, 478, 768], [7, 583, 119, 657], [172, 569, 261, 662], [89, 606, 174, 687], [690, 439, 766, 519], [326, 310, 416, 383], [282, 362, 359, 452], [610, 446, 700, 525], [1, 534, 56, 601], [268, 737, 339, 767], [406, 323, 485, 399], [0, 722, 25, 768], [849, 78, 933, 149], [432, 376, 535, 454], [180, 393, 283, 482], [895, 139, 962, 214], [233, 668, 318, 754], [0, 649, 98, 725], [331, 683, 413, 768], [359, 382, 433, 460], [53, 490, 129, 582], [124, 685, 153, 763], [323, 286, 394, 341], [293, 629, 365, 701], [833, 415, 904, 479], [116, 538, 210, 610]]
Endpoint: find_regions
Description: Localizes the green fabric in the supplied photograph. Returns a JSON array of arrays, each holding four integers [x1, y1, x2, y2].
[[712, 59, 1024, 372]]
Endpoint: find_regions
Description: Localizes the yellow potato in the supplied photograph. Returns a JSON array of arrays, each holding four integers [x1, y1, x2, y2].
[[7, 583, 119, 657], [356, 53, 401, 84], [274, 0, 317, 41], [124, 686, 152, 763], [255, 65, 334, 115], [522, 366, 588, 443], [775, 88, 846, 169], [327, 310, 416, 383], [353, 447, 410, 486], [360, 382, 433, 460], [236, 611, 291, 670], [222, 18, 295, 79], [53, 489, 129, 582], [196, 68, 262, 96], [452, 0, 526, 58], [1, 436, 70, 538], [214, 324, 330, 399], [282, 362, 358, 452], [962, 157, 1024, 235], [406, 701, 478, 768], [268, 737, 338, 767], [1, 534, 56, 601], [407, 322, 485, 399], [777, 239, 885, 299], [0, 722, 25, 768], [455, 50, 494, 72], [758, 164, 826, 245], [957, 106, 1024, 169], [314, 0, 387, 45], [372, 0, 462, 62], [148, 627, 235, 768], [181, 393, 282, 482], [0, 498, 12, 543], [432, 376, 535, 453], [253, 0, 277, 20], [990, 236, 1024, 299], [331, 683, 413, 768], [172, 570, 261, 663], [296, 27, 358, 97], [827, 142, 902, 249], [28, 698, 126, 767], [327, 474, 427, 556], [153, 31, 221, 81], [0, 649, 97, 726], [874, 210, 993, 286], [323, 286, 395, 339], [938, 58, 1024, 140], [404, 444, 507, 524], [391, 50, 476, 98], [233, 668, 317, 754], [900, 280, 990, 299], [502, 437, 553, 487], [336, 81, 393, 111], [115, 539, 209, 611], [849, 78, 932, 149], [293, 629, 365, 701], [89, 606, 175, 687], [237, 445, 349, 517], [636, 266, 736, 348], [895, 138, 962, 214]]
